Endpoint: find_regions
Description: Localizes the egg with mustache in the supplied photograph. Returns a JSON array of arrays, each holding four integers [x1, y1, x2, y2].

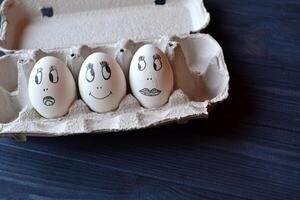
[[28, 56, 77, 118], [129, 44, 174, 108], [78, 52, 126, 113]]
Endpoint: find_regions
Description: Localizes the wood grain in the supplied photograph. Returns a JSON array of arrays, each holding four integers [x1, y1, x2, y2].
[[0, 0, 299, 199]]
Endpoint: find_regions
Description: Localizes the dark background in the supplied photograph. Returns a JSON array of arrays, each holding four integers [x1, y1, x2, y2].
[[0, 0, 300, 199]]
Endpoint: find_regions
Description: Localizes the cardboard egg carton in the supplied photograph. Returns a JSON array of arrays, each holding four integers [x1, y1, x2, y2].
[[0, 0, 229, 139]]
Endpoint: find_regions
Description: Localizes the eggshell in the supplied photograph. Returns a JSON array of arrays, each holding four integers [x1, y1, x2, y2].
[[129, 44, 174, 108], [28, 56, 77, 119], [78, 52, 127, 113]]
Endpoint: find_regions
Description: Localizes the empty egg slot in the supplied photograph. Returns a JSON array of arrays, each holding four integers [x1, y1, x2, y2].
[[0, 55, 23, 123], [0, 56, 18, 92], [179, 35, 229, 101], [0, 88, 20, 123]]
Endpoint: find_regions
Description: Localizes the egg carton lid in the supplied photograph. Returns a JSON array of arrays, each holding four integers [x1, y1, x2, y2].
[[0, 0, 210, 52]]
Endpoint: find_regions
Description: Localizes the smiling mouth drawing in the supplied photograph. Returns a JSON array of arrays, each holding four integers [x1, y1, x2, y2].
[[139, 88, 161, 96], [43, 96, 55, 106], [89, 91, 112, 100]]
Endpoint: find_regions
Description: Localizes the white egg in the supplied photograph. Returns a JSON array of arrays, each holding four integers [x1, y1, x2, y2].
[[28, 56, 77, 119], [78, 52, 126, 113], [129, 44, 174, 108]]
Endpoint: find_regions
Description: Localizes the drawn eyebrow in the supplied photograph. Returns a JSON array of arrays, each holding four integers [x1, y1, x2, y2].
[[50, 65, 57, 71], [153, 54, 161, 60], [87, 63, 93, 69], [139, 56, 145, 61], [100, 61, 109, 68]]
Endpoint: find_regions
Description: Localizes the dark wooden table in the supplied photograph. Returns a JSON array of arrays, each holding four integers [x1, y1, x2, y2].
[[1, 0, 299, 199]]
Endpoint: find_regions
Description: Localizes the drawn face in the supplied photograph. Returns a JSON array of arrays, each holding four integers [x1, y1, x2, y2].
[[129, 44, 174, 108], [85, 61, 112, 100], [28, 56, 77, 118], [78, 52, 126, 113], [34, 65, 59, 106], [137, 54, 163, 97]]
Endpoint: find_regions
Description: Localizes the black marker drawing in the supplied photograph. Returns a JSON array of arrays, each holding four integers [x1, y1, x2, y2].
[[153, 54, 162, 71], [155, 0, 166, 6], [41, 7, 54, 17], [100, 61, 111, 80], [89, 91, 112, 100], [35, 68, 43, 85], [43, 96, 55, 106], [138, 56, 146, 71], [49, 65, 59, 83], [139, 88, 161, 96], [86, 63, 95, 82]]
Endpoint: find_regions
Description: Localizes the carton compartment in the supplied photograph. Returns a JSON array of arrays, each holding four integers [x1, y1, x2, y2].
[[180, 36, 229, 101], [0, 34, 229, 135], [0, 55, 18, 92], [0, 55, 22, 123], [0, 0, 209, 50]]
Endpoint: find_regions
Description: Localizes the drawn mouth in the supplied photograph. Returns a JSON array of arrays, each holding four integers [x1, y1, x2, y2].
[[139, 88, 161, 96], [43, 96, 55, 106], [89, 91, 112, 100]]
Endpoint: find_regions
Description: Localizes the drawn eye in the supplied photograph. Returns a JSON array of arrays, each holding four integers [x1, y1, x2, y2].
[[86, 63, 95, 82], [35, 68, 42, 85], [49, 66, 59, 83], [138, 56, 146, 71], [153, 54, 162, 71], [101, 61, 111, 80]]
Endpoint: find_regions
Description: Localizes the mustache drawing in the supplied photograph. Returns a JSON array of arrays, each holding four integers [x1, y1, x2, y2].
[[43, 96, 55, 106], [139, 88, 161, 96]]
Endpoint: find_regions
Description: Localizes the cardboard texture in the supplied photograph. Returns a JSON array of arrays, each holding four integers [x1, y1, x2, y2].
[[0, 0, 229, 138]]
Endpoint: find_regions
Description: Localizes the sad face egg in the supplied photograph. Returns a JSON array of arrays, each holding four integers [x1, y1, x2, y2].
[[78, 52, 126, 113], [129, 44, 174, 108], [28, 56, 77, 118]]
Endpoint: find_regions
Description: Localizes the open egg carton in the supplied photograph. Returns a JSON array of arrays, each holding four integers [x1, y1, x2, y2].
[[0, 0, 229, 140]]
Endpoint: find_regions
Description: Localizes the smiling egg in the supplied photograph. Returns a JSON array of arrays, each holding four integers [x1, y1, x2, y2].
[[129, 44, 174, 108], [78, 52, 126, 113], [28, 56, 77, 119]]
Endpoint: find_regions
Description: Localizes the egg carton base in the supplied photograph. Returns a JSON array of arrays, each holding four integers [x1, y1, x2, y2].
[[0, 89, 210, 138], [0, 34, 229, 137]]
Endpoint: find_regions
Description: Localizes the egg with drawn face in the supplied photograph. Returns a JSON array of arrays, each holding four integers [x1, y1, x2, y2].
[[129, 44, 174, 108], [28, 56, 77, 119], [78, 52, 126, 113]]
